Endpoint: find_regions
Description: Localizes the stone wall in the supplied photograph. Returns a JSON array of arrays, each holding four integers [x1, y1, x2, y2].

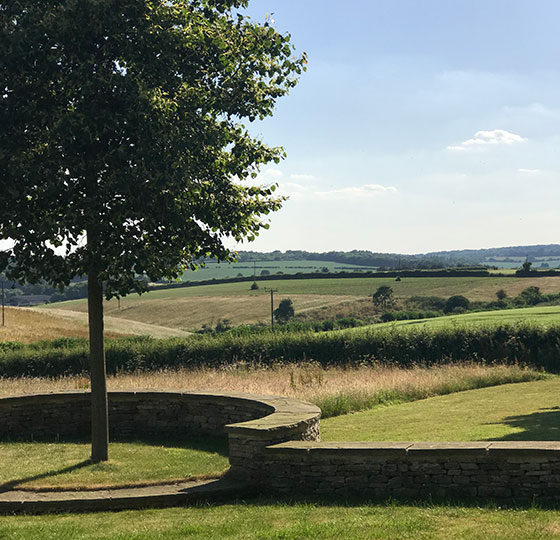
[[259, 441, 560, 500], [0, 391, 321, 477], [2, 391, 559, 501]]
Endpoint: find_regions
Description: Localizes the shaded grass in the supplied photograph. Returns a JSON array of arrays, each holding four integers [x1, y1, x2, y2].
[[1, 498, 560, 539], [320, 377, 560, 442], [0, 435, 228, 490]]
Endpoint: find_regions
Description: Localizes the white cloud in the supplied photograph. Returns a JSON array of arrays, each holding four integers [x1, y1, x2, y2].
[[447, 129, 527, 151], [517, 168, 542, 174], [290, 173, 315, 181], [316, 184, 397, 198], [259, 168, 283, 178]]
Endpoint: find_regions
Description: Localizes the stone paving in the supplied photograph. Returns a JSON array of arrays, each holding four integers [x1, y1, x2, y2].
[[0, 476, 251, 513]]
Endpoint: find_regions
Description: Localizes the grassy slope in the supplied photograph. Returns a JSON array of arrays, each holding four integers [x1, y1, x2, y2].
[[321, 378, 560, 442], [0, 436, 228, 490], [39, 275, 560, 331], [0, 307, 132, 343], [365, 305, 560, 332]]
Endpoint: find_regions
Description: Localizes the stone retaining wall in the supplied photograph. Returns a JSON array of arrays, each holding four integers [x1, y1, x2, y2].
[[0, 391, 321, 477], [2, 391, 558, 501], [259, 441, 560, 500]]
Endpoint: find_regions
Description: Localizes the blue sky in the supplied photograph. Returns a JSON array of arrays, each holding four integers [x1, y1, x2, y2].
[[229, 0, 560, 254]]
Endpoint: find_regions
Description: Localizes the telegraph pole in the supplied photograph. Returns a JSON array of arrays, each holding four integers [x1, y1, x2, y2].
[[265, 287, 278, 328], [1, 281, 4, 327]]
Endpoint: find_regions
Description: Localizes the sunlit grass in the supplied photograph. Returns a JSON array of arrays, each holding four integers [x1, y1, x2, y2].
[[321, 377, 560, 442], [1, 499, 560, 539]]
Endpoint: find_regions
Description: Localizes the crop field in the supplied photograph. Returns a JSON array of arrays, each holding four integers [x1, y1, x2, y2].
[[0, 307, 134, 343], [180, 258, 378, 281], [35, 275, 560, 333], [0, 307, 189, 343], [40, 294, 355, 331]]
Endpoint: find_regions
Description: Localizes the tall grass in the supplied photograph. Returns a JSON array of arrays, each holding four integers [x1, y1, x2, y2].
[[0, 362, 544, 418]]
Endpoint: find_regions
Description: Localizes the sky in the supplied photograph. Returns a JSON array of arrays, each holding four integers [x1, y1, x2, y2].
[[227, 0, 560, 254]]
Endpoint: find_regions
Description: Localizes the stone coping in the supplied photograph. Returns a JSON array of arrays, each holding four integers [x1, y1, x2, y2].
[[267, 440, 560, 457], [0, 389, 321, 438]]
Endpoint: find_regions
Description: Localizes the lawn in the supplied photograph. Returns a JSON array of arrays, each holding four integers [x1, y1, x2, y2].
[[321, 377, 560, 442], [0, 436, 228, 490], [1, 500, 560, 539]]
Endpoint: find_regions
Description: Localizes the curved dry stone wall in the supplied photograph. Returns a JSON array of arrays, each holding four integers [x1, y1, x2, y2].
[[1, 391, 557, 501]]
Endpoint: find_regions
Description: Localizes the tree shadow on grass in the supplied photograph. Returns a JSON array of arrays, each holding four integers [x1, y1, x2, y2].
[[0, 434, 228, 492], [484, 406, 560, 441], [0, 459, 92, 493]]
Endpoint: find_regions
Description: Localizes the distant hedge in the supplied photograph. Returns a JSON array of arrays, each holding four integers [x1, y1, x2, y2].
[[1, 324, 559, 378]]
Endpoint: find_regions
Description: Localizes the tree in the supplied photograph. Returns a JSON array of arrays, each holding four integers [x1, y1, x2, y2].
[[517, 286, 543, 306], [516, 261, 533, 275], [0, 0, 305, 461], [372, 285, 394, 309], [443, 295, 470, 314], [496, 289, 508, 301], [274, 298, 294, 323]]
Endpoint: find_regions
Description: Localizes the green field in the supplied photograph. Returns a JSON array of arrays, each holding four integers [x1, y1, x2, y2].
[[181, 259, 378, 281], [365, 305, 560, 332], [321, 377, 560, 442], [48, 275, 560, 302]]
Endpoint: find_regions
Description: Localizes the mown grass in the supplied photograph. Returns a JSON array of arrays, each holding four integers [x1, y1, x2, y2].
[[321, 377, 560, 442], [0, 435, 228, 490], [1, 499, 560, 539]]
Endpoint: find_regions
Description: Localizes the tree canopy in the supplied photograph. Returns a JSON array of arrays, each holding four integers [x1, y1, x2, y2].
[[274, 298, 294, 323], [0, 0, 306, 292], [372, 285, 394, 309], [0, 0, 305, 460]]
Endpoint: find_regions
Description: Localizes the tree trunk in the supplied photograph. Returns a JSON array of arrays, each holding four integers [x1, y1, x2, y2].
[[88, 271, 109, 462]]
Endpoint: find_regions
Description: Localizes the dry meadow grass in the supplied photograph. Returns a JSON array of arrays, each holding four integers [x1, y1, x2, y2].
[[0, 307, 128, 343], [43, 294, 356, 330], [0, 363, 540, 417]]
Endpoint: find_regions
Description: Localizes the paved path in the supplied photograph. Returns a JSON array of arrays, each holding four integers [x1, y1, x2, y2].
[[0, 476, 250, 514]]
